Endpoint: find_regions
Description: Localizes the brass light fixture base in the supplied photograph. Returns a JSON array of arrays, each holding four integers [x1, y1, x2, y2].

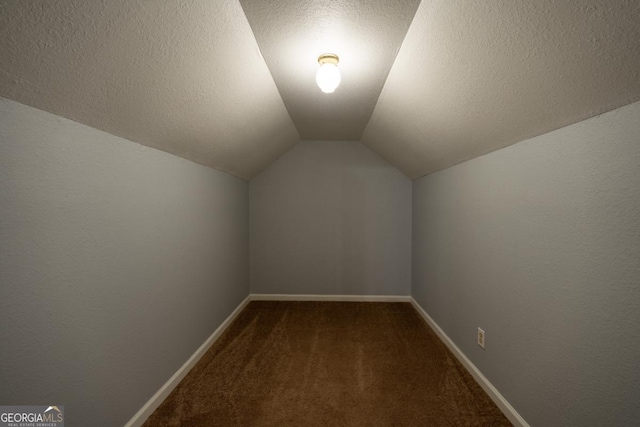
[[318, 53, 339, 65]]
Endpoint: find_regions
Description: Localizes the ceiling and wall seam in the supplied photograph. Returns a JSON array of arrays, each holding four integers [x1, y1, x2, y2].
[[361, 0, 640, 179], [1, 0, 639, 180], [0, 0, 299, 180]]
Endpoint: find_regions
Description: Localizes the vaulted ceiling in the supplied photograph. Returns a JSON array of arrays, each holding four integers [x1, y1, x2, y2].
[[1, 1, 639, 180], [239, 0, 420, 140]]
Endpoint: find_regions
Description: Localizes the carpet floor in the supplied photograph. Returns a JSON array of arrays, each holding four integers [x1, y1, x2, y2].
[[144, 301, 512, 426]]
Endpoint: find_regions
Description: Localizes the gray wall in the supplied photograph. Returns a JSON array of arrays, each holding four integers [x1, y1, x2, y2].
[[250, 141, 411, 296], [0, 98, 249, 426], [412, 101, 640, 426]]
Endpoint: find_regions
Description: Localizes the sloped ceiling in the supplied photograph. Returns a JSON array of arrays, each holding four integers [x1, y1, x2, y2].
[[362, 0, 640, 179], [1, 1, 640, 180], [0, 0, 298, 180], [239, 0, 420, 140]]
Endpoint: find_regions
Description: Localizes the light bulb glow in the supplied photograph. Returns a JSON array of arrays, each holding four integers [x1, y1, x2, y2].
[[316, 55, 341, 93]]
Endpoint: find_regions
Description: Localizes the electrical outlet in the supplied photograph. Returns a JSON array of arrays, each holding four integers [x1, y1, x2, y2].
[[477, 327, 485, 349]]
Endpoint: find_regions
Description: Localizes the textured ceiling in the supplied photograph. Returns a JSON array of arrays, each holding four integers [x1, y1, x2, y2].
[[1, 1, 640, 181], [238, 0, 420, 140], [362, 0, 640, 179], [0, 0, 298, 180]]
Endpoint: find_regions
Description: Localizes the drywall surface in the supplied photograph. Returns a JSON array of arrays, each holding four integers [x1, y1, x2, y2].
[[412, 101, 640, 426], [0, 0, 299, 179], [251, 141, 411, 296], [363, 0, 640, 179], [0, 98, 249, 426]]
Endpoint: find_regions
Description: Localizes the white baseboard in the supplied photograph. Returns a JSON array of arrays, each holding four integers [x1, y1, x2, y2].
[[409, 298, 529, 427], [124, 295, 251, 427], [249, 294, 411, 302]]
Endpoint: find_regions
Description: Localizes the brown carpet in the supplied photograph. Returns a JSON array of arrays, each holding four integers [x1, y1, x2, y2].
[[144, 301, 511, 426]]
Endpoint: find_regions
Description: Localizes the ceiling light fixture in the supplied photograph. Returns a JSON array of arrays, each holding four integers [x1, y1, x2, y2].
[[316, 53, 341, 94]]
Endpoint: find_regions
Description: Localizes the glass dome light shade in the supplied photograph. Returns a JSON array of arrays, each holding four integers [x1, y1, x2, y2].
[[316, 54, 341, 93]]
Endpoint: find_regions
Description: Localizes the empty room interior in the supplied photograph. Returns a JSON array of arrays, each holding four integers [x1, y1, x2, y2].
[[1, 1, 639, 426]]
